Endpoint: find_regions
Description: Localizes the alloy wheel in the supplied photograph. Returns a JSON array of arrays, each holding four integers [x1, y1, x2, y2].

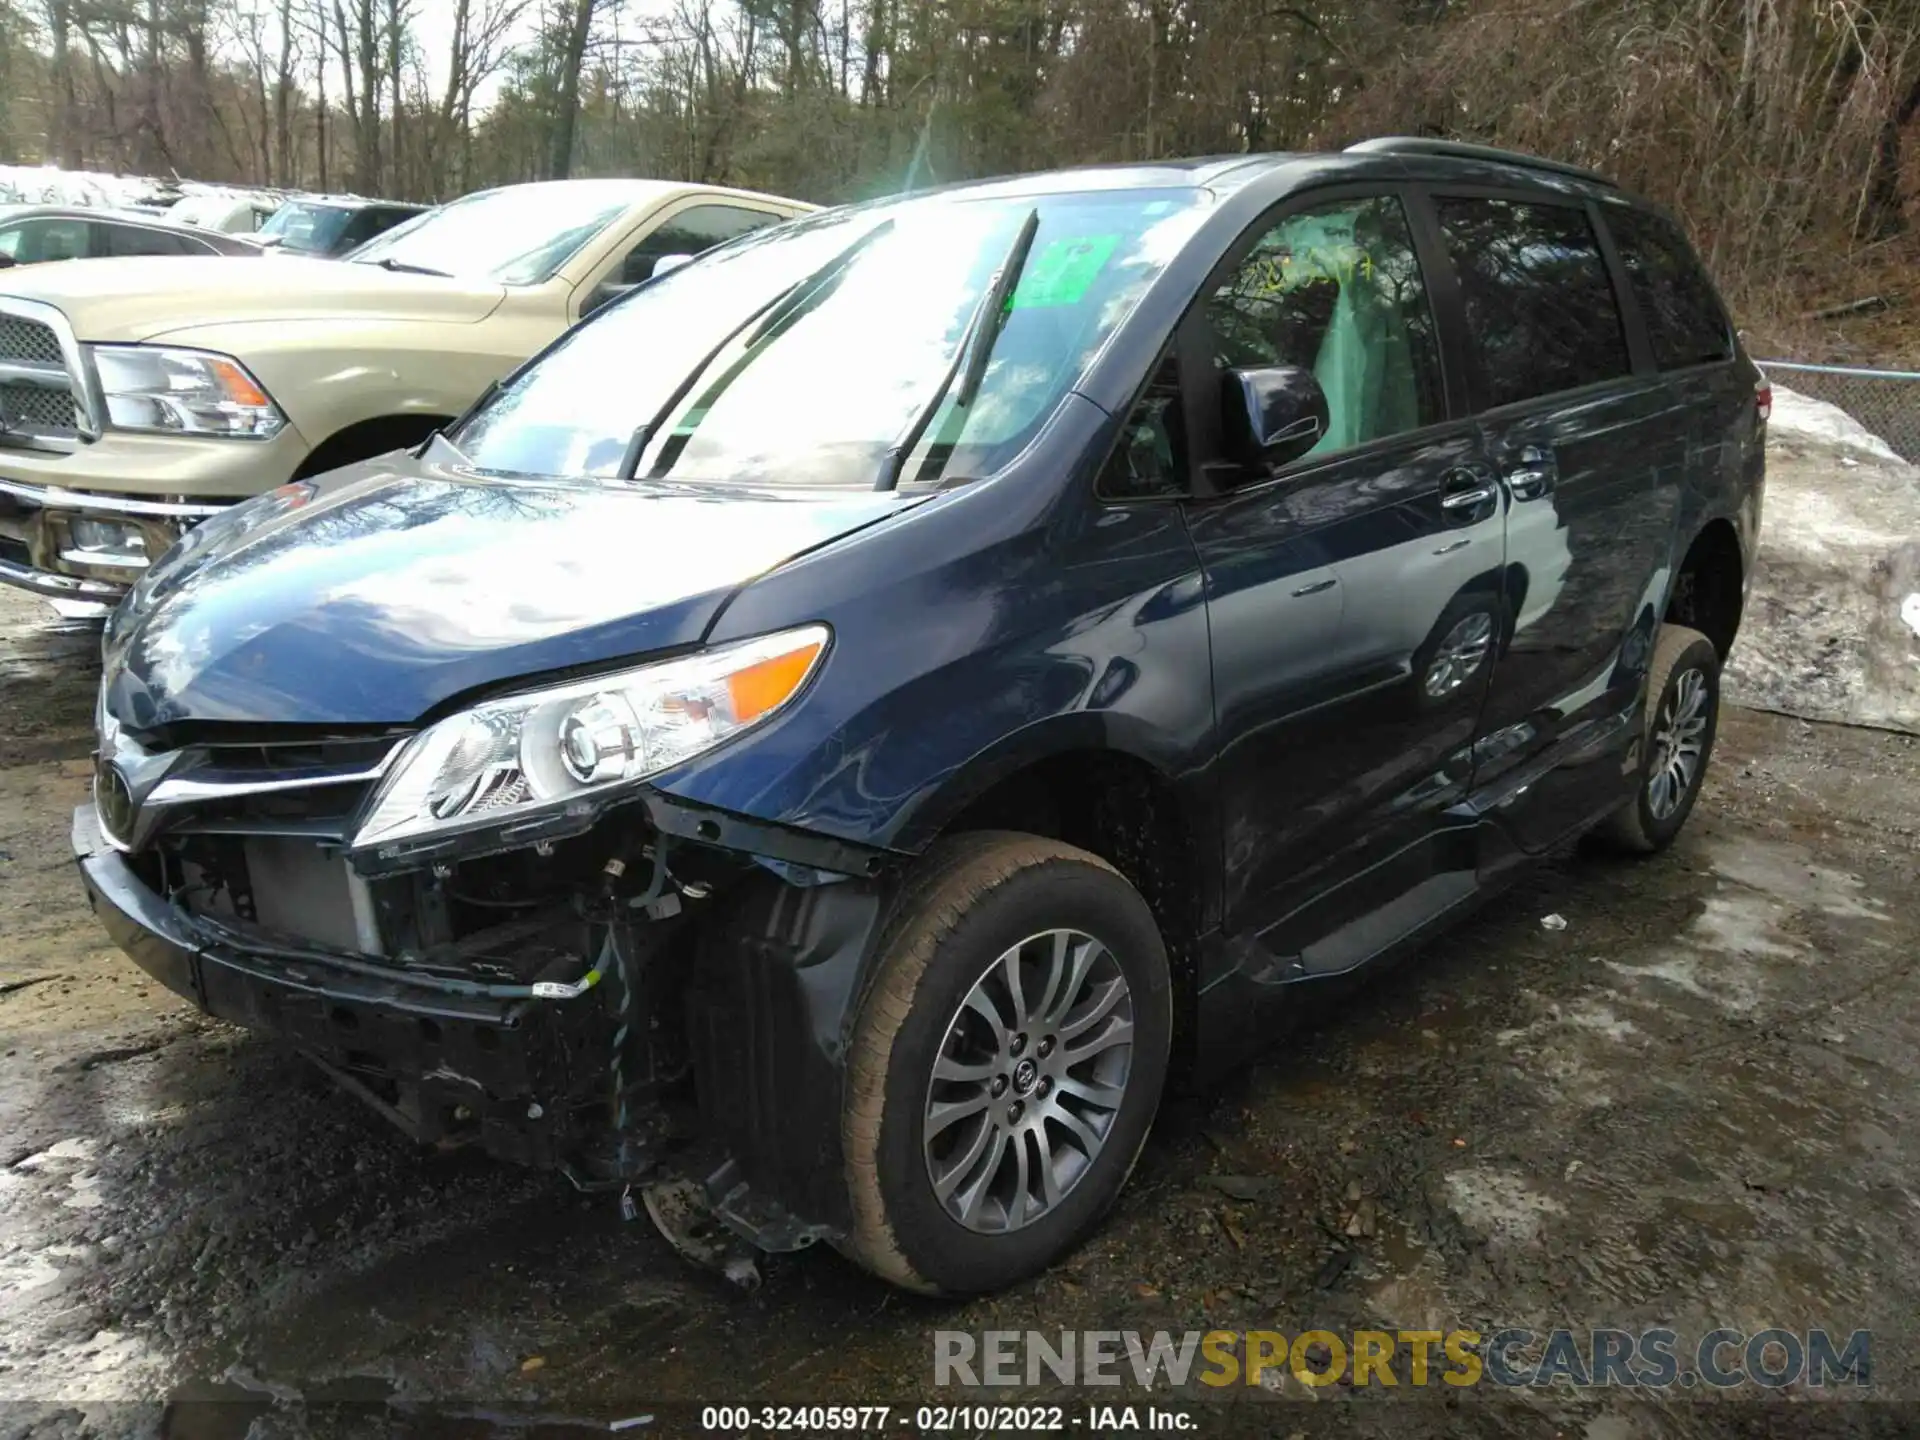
[[1424, 611, 1495, 698], [1647, 666, 1709, 820], [922, 929, 1135, 1234]]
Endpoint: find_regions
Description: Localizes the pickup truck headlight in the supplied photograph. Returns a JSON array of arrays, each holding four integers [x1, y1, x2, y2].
[[352, 625, 829, 853], [88, 345, 287, 439]]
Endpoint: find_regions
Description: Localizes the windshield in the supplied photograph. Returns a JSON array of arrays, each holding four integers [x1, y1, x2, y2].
[[346, 184, 639, 284], [453, 188, 1211, 489], [258, 201, 352, 254]]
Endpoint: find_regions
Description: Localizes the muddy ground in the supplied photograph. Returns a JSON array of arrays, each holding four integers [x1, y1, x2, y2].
[[4, 577, 1920, 1440]]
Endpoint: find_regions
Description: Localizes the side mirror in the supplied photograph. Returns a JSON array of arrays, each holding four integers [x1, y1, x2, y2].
[[582, 280, 636, 317], [650, 252, 695, 277], [1221, 365, 1329, 471]]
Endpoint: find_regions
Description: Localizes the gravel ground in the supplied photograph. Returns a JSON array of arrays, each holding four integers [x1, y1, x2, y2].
[[4, 578, 1920, 1440]]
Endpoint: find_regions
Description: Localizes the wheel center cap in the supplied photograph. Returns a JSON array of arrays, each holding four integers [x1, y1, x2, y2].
[[1011, 1058, 1039, 1095]]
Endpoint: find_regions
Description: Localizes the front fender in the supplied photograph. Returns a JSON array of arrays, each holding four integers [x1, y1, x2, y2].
[[654, 394, 1218, 873]]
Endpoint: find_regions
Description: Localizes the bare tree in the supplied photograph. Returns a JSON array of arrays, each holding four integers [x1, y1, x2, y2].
[[330, 0, 380, 188], [429, 0, 527, 193], [543, 0, 599, 177], [274, 0, 297, 181]]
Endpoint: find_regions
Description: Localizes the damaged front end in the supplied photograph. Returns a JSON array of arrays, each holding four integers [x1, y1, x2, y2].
[[72, 715, 901, 1259]]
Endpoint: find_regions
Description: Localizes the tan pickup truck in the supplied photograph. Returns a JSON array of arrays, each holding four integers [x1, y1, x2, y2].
[[0, 177, 813, 613]]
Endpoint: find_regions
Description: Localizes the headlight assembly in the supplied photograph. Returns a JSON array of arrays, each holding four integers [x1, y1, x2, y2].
[[88, 345, 287, 439], [352, 625, 830, 855]]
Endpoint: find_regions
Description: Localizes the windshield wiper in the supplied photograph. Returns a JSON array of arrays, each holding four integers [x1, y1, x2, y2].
[[615, 218, 897, 481], [876, 207, 1039, 492], [361, 256, 452, 278]]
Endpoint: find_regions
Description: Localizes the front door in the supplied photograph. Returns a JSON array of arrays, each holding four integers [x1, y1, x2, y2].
[[1183, 190, 1503, 973], [1426, 194, 1680, 854]]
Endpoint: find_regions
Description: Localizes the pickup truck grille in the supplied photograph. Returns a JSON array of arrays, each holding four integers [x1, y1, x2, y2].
[[0, 315, 64, 368], [0, 302, 87, 449], [0, 382, 80, 436]]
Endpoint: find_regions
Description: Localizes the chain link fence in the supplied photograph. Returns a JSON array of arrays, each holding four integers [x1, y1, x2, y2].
[[1756, 360, 1920, 464]]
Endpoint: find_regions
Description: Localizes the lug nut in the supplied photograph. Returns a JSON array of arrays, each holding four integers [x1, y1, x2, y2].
[[1037, 1036, 1055, 1058], [1009, 1033, 1027, 1057], [990, 1075, 1009, 1097], [1008, 1100, 1024, 1123], [1036, 1076, 1052, 1098]]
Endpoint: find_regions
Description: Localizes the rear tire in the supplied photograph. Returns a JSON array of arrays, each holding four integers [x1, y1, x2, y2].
[[838, 832, 1172, 1294], [1595, 624, 1720, 854]]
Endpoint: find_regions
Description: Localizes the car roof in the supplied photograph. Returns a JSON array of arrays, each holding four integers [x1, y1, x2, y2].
[[887, 139, 1631, 208], [886, 155, 1290, 204], [275, 194, 429, 212], [0, 203, 130, 221], [0, 202, 262, 239], [458, 178, 816, 210], [7, 202, 169, 222]]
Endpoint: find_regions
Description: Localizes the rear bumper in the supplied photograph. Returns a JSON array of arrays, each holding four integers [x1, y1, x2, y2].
[[71, 802, 648, 1176]]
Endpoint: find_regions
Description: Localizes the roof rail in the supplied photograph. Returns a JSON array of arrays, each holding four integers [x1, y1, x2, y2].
[[1343, 136, 1617, 187]]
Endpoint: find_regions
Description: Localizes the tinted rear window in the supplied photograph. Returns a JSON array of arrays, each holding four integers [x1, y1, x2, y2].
[[1605, 206, 1733, 370], [1437, 197, 1631, 409], [107, 224, 191, 257]]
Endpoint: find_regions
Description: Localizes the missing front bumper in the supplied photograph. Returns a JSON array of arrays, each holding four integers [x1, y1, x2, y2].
[[71, 799, 901, 1252], [70, 803, 663, 1177]]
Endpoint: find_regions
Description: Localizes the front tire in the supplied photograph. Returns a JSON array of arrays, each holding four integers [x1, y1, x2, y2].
[[1595, 623, 1720, 854], [839, 833, 1172, 1294]]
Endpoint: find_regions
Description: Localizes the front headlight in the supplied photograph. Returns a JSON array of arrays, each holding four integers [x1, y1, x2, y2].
[[88, 345, 287, 439], [352, 625, 830, 854]]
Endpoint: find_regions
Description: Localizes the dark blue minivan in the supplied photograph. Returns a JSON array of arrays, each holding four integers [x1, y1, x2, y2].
[[75, 139, 1766, 1293]]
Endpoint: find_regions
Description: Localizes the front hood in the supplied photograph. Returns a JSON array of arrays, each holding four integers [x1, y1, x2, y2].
[[1, 257, 505, 341], [103, 455, 920, 735]]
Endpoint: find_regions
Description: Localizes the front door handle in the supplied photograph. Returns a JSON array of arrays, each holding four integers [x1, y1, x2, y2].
[[1439, 466, 1497, 519], [1504, 445, 1557, 501]]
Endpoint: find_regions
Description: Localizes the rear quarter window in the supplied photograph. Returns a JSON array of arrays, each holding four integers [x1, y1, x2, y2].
[[1604, 206, 1734, 370], [1436, 196, 1632, 410]]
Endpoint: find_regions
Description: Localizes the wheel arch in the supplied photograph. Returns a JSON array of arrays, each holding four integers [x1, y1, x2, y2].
[[293, 413, 454, 480], [1666, 514, 1745, 659], [900, 723, 1217, 1079]]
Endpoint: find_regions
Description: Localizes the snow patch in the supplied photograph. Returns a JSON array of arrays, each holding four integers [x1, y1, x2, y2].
[[1724, 391, 1920, 735], [15, 1136, 97, 1170], [1606, 948, 1767, 1013], [62, 1172, 106, 1211], [0, 163, 288, 214], [1708, 836, 1887, 922], [1496, 994, 1642, 1047], [0, 1247, 66, 1297], [1444, 1169, 1564, 1248], [1689, 891, 1801, 961], [1767, 384, 1907, 466]]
